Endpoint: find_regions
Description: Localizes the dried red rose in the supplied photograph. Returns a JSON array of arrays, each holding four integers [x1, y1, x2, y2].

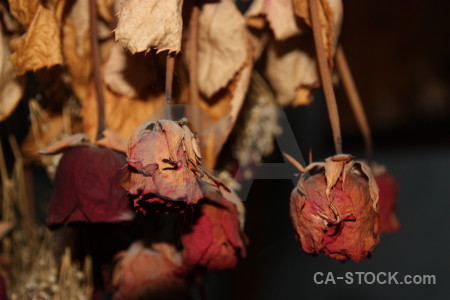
[[124, 119, 228, 213], [373, 164, 400, 234], [180, 189, 246, 272], [112, 242, 187, 300], [46, 145, 134, 227], [285, 153, 380, 262]]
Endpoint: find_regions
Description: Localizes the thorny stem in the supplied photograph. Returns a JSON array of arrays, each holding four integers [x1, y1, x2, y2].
[[309, 0, 342, 154], [89, 0, 105, 140], [165, 53, 175, 120], [188, 5, 201, 131], [336, 46, 374, 160]]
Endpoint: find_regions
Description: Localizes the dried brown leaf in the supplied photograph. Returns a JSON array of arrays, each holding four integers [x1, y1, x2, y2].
[[197, 1, 247, 98], [61, 0, 91, 100], [8, 0, 40, 27], [265, 35, 317, 105], [10, 2, 64, 75], [38, 133, 90, 155], [293, 0, 343, 63], [115, 0, 183, 54], [81, 83, 165, 141], [0, 25, 24, 121], [246, 0, 301, 40]]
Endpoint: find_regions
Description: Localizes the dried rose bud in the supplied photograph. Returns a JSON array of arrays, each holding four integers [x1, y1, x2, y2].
[[124, 119, 228, 211], [180, 189, 246, 272], [46, 146, 134, 227], [112, 242, 187, 300], [285, 153, 380, 262], [372, 163, 400, 233]]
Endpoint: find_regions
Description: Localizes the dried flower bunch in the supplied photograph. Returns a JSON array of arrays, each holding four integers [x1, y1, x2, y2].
[[286, 154, 380, 262], [0, 0, 403, 298], [124, 119, 229, 212]]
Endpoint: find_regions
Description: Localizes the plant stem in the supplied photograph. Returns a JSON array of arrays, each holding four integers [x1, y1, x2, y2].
[[336, 46, 374, 160], [309, 0, 342, 154], [89, 0, 105, 141], [165, 53, 175, 120], [188, 5, 200, 131]]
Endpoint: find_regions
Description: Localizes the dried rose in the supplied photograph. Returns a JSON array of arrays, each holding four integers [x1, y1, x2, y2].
[[372, 164, 400, 234], [45, 145, 134, 227], [112, 242, 187, 300], [180, 189, 246, 272], [124, 119, 228, 212], [285, 153, 380, 262]]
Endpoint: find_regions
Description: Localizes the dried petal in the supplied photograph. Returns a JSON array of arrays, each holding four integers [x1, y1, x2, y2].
[[46, 146, 134, 227], [115, 0, 183, 54], [112, 242, 187, 300], [288, 154, 380, 262]]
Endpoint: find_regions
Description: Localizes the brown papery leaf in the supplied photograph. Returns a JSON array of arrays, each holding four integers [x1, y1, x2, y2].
[[246, 0, 301, 41], [265, 35, 318, 105], [103, 44, 159, 98], [8, 0, 39, 28], [198, 57, 253, 169], [197, 1, 247, 98], [115, 0, 183, 54], [81, 83, 165, 141], [293, 0, 343, 63], [10, 1, 64, 75], [0, 24, 24, 121], [61, 0, 91, 100]]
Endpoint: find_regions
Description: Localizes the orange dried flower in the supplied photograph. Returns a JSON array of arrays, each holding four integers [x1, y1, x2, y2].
[[286, 153, 380, 262]]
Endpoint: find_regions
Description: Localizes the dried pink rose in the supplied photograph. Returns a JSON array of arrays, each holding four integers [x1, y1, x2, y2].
[[373, 164, 400, 233], [112, 242, 187, 300], [180, 189, 246, 272], [285, 153, 380, 262], [124, 119, 228, 213]]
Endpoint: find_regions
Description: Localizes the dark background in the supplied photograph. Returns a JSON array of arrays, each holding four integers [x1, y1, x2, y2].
[[207, 1, 450, 300]]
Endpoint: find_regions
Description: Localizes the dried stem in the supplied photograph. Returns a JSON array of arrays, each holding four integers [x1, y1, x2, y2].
[[89, 0, 105, 140], [188, 5, 201, 131], [309, 0, 342, 154], [336, 46, 374, 160], [165, 53, 175, 120]]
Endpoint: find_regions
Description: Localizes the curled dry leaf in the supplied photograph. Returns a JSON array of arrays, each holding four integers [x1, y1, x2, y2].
[[61, 0, 91, 101], [180, 188, 246, 272], [0, 23, 24, 121], [10, 1, 64, 75], [38, 133, 90, 155], [46, 145, 134, 228], [112, 242, 187, 300], [8, 0, 40, 28], [293, 0, 343, 63], [197, 0, 247, 98], [124, 119, 228, 210], [103, 43, 160, 99], [287, 153, 380, 262], [115, 0, 183, 54], [250, 0, 343, 106], [81, 83, 165, 142], [246, 0, 301, 41], [372, 163, 400, 234]]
